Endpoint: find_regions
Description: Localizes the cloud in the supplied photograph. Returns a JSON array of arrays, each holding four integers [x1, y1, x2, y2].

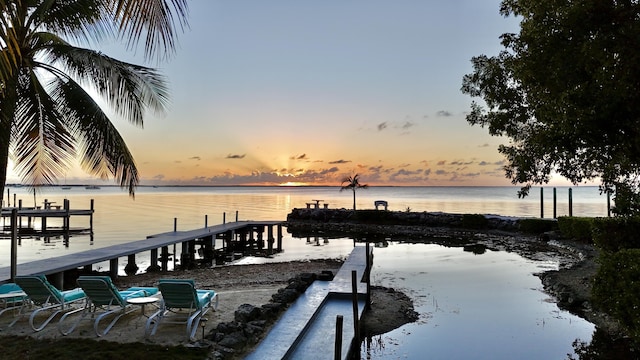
[[401, 121, 415, 130], [153, 174, 165, 180], [437, 160, 446, 166], [377, 122, 388, 131], [329, 159, 351, 164], [189, 156, 201, 161], [226, 154, 246, 159], [436, 110, 452, 117], [290, 154, 307, 160], [479, 143, 490, 148], [450, 160, 474, 166]]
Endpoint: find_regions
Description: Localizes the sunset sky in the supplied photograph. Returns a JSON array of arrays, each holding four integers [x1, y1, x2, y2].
[[9, 1, 572, 187]]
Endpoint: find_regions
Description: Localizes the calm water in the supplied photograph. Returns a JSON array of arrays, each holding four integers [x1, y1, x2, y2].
[[1, 185, 606, 358]]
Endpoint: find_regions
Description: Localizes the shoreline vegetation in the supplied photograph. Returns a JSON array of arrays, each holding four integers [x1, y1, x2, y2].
[[0, 209, 632, 359]]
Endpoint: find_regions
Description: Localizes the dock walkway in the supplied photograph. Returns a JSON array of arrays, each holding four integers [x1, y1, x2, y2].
[[246, 245, 371, 360], [0, 220, 282, 284]]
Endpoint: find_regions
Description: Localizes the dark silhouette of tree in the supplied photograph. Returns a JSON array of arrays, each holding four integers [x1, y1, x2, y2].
[[0, 0, 189, 200], [461, 0, 640, 215], [341, 174, 368, 210]]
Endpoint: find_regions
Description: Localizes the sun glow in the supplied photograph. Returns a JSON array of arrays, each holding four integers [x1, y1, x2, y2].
[[279, 182, 308, 187]]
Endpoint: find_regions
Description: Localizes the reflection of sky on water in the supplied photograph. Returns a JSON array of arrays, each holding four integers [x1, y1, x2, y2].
[[361, 243, 594, 360]]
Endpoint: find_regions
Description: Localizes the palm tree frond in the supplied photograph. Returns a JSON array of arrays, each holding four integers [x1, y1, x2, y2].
[[12, 70, 76, 187], [111, 0, 189, 61], [45, 44, 169, 126], [50, 77, 139, 195], [30, 0, 112, 44]]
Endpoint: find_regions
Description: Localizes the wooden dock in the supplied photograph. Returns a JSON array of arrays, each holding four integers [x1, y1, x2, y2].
[[1, 199, 94, 234], [0, 220, 283, 288]]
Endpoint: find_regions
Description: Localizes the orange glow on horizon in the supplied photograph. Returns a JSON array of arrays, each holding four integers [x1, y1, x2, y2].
[[279, 182, 309, 187]]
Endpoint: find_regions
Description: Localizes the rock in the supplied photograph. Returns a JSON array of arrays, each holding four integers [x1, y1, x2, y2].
[[271, 288, 299, 303], [235, 304, 261, 323], [217, 331, 247, 349]]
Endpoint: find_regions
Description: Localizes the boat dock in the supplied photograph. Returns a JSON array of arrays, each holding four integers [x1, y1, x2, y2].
[[1, 199, 94, 234], [246, 244, 372, 360], [0, 220, 283, 288]]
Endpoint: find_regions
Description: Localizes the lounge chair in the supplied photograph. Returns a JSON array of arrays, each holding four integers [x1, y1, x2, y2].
[[145, 279, 218, 341], [0, 283, 28, 318], [12, 275, 86, 331], [59, 275, 158, 337]]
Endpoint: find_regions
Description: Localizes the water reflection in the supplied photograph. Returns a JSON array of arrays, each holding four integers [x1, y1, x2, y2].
[[360, 242, 595, 360]]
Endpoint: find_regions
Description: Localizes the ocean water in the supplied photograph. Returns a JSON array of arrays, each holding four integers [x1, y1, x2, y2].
[[0, 185, 609, 266], [0, 185, 605, 358]]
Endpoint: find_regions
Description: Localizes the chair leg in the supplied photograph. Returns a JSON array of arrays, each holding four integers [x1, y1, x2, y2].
[[94, 309, 121, 337], [59, 305, 92, 336], [145, 309, 164, 339], [29, 308, 63, 332]]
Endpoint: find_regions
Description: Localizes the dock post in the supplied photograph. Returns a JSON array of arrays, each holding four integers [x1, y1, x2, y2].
[[277, 224, 283, 251], [125, 254, 138, 275], [205, 214, 208, 228], [569, 188, 573, 216], [257, 226, 264, 250], [63, 199, 70, 231], [109, 258, 118, 279], [235, 211, 238, 222], [10, 209, 17, 282], [540, 188, 544, 218], [18, 199, 22, 230], [267, 225, 274, 254], [42, 198, 47, 232], [50, 272, 64, 290], [351, 270, 360, 344], [89, 199, 94, 231], [553, 188, 557, 219], [223, 212, 226, 224], [335, 315, 344, 360], [174, 218, 177, 232], [150, 248, 160, 271], [161, 246, 169, 271], [366, 242, 371, 310]]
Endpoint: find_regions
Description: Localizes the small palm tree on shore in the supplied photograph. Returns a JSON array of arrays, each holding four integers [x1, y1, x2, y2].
[[340, 174, 368, 210]]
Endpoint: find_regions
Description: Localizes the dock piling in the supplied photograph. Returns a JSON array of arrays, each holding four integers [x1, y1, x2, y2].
[[10, 209, 17, 282], [351, 270, 360, 344], [335, 315, 344, 360]]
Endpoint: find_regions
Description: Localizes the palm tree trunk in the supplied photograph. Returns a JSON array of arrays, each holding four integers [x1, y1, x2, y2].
[[352, 189, 356, 211], [0, 120, 10, 210], [0, 78, 18, 211]]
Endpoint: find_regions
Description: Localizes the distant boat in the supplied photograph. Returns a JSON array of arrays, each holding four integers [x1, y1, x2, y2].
[[85, 185, 100, 190], [61, 186, 72, 190]]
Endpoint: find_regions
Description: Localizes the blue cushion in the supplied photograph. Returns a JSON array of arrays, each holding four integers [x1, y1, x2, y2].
[[60, 288, 86, 302]]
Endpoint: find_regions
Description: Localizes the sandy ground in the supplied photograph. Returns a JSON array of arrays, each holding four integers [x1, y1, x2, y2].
[[0, 260, 346, 346]]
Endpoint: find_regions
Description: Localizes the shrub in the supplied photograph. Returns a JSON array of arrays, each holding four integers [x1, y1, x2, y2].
[[592, 249, 640, 341], [517, 218, 559, 234], [592, 217, 640, 252], [557, 216, 595, 244], [461, 214, 488, 229]]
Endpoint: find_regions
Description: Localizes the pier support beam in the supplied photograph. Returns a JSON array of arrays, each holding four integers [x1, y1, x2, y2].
[[109, 258, 118, 279], [124, 254, 139, 276], [149, 248, 160, 272], [161, 246, 170, 272]]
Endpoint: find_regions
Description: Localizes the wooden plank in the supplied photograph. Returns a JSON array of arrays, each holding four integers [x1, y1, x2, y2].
[[0, 220, 282, 281]]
